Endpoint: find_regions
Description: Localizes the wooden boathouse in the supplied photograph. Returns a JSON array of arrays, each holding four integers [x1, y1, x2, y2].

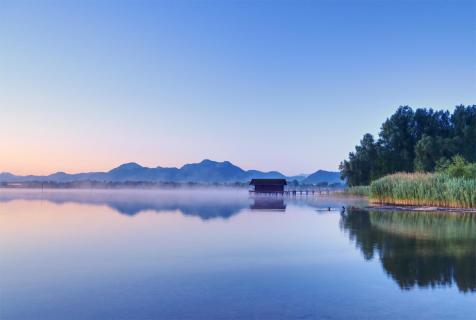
[[249, 179, 287, 194]]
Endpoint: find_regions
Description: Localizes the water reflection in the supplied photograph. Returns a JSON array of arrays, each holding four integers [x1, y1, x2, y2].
[[250, 197, 286, 211], [0, 190, 248, 220], [340, 208, 476, 293], [1, 190, 475, 319], [0, 190, 365, 220]]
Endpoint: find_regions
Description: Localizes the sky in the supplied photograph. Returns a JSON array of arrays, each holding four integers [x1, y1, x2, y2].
[[1, 0, 475, 176]]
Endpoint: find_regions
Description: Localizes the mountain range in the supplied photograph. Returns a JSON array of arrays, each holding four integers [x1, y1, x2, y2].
[[0, 159, 344, 185]]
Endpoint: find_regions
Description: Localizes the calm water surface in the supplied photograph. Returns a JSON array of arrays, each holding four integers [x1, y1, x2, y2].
[[0, 189, 474, 319]]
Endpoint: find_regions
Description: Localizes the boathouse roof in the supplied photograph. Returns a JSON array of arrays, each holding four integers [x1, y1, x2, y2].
[[249, 179, 287, 186]]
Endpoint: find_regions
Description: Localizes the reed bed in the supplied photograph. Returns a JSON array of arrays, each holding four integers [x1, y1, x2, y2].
[[370, 173, 476, 208], [344, 185, 371, 197]]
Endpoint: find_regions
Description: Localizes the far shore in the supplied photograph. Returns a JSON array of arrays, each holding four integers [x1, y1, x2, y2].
[[0, 181, 346, 191]]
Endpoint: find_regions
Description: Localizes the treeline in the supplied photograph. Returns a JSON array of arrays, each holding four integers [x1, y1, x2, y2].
[[340, 105, 476, 186]]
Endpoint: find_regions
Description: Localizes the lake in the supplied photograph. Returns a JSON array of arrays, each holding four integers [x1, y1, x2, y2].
[[0, 189, 474, 319]]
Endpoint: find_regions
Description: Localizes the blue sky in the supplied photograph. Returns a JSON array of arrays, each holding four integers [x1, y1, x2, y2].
[[1, 0, 475, 175]]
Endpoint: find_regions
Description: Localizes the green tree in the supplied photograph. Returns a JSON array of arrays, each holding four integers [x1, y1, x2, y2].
[[452, 105, 476, 162], [438, 155, 476, 179], [340, 105, 476, 186], [414, 135, 456, 172], [378, 106, 416, 173], [340, 134, 378, 186]]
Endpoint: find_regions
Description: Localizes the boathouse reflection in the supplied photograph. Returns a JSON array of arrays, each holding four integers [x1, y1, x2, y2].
[[250, 197, 286, 211]]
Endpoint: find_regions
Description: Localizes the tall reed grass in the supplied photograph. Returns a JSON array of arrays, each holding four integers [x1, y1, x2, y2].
[[344, 185, 371, 197], [370, 173, 476, 208]]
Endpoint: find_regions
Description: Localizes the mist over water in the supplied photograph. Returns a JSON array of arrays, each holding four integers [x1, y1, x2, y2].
[[0, 189, 474, 320]]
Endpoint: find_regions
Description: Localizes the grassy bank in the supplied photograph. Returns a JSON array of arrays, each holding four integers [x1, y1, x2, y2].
[[369, 173, 476, 208]]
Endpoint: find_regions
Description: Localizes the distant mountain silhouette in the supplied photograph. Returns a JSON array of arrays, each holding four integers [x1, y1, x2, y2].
[[286, 174, 309, 182], [0, 159, 341, 184], [178, 160, 245, 182], [301, 170, 343, 185]]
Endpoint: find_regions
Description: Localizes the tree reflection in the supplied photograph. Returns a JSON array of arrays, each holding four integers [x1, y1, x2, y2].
[[340, 209, 476, 292]]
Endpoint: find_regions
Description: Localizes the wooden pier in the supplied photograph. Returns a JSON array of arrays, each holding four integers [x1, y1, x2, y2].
[[249, 187, 332, 196], [248, 179, 335, 196]]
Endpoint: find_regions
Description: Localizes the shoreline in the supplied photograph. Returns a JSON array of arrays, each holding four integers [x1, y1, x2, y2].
[[364, 204, 476, 213]]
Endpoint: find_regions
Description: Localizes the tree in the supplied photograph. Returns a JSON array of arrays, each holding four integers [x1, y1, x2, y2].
[[451, 105, 476, 162], [340, 133, 378, 186], [437, 155, 476, 179], [340, 105, 476, 186], [414, 135, 456, 172], [378, 106, 416, 173]]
